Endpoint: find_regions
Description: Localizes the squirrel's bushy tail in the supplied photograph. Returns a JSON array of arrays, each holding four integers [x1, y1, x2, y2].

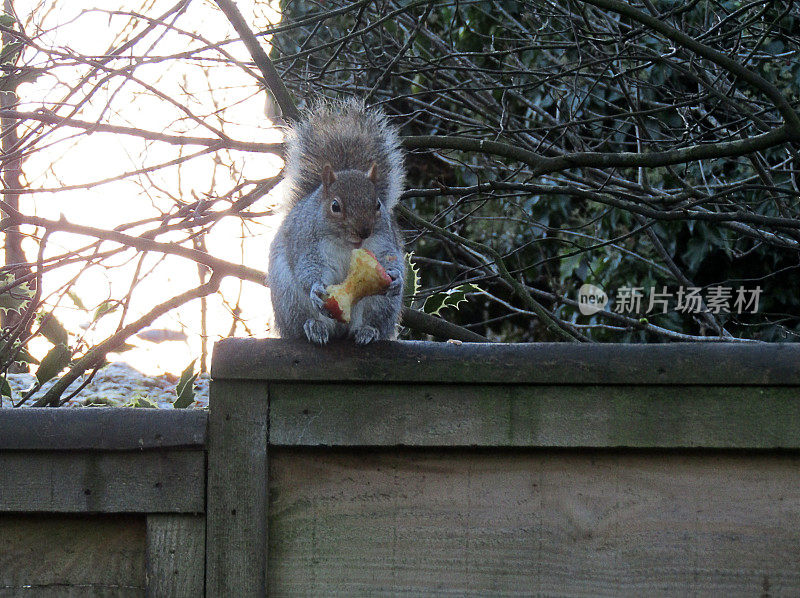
[[283, 98, 404, 209]]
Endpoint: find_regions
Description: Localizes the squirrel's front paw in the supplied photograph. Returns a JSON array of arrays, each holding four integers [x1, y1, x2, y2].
[[353, 325, 380, 345], [303, 319, 330, 345], [310, 282, 328, 312], [385, 267, 403, 296]]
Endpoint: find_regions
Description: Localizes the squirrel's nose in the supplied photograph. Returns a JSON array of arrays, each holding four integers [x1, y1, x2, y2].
[[358, 227, 372, 240]]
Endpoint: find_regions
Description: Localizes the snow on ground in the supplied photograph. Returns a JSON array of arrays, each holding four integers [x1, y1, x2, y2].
[[2, 362, 209, 409]]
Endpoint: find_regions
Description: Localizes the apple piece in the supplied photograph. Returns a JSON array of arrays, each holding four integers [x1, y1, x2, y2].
[[322, 248, 392, 323]]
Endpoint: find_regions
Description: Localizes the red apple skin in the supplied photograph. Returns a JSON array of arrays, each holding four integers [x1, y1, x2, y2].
[[359, 249, 393, 290], [376, 266, 392, 287], [323, 296, 345, 323]]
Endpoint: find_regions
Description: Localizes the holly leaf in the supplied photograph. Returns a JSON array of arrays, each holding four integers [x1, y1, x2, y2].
[[35, 343, 71, 385], [682, 237, 708, 272], [0, 376, 11, 399], [93, 300, 119, 322], [108, 342, 136, 354], [559, 251, 583, 280], [174, 359, 198, 408], [404, 252, 421, 307], [0, 340, 38, 365], [38, 312, 69, 347], [0, 276, 34, 315], [67, 290, 86, 310], [422, 283, 482, 316], [0, 41, 22, 64], [127, 395, 158, 409]]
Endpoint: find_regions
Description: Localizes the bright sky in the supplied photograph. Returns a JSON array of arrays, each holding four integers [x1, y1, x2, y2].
[[14, 0, 283, 374]]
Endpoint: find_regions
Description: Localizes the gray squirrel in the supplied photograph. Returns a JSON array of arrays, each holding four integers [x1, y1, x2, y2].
[[268, 99, 405, 345]]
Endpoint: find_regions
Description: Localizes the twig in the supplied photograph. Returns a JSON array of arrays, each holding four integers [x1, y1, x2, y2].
[[34, 272, 223, 406], [213, 0, 300, 121], [397, 204, 582, 342], [401, 307, 490, 343]]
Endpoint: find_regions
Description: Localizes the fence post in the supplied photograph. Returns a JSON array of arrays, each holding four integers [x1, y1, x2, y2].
[[206, 379, 270, 596]]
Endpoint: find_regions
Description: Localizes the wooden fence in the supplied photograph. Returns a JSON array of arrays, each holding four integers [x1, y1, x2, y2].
[[2, 339, 800, 596], [0, 408, 207, 597]]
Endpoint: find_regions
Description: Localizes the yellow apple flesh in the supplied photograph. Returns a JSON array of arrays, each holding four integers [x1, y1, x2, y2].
[[323, 248, 392, 323]]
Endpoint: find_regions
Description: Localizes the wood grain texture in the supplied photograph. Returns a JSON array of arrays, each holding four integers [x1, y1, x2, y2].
[[269, 383, 800, 448], [212, 338, 800, 385], [0, 514, 145, 597], [206, 380, 269, 597], [0, 450, 205, 513], [146, 514, 205, 598], [268, 449, 800, 597], [0, 408, 207, 451]]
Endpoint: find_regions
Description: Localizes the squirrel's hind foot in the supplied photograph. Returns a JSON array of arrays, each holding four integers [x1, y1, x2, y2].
[[353, 325, 380, 345]]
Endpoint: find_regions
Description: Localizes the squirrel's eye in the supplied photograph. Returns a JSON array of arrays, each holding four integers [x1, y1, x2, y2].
[[330, 199, 341, 214], [375, 201, 382, 212]]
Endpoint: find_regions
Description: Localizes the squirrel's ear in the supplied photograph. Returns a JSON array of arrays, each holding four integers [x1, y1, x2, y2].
[[322, 163, 336, 190], [367, 162, 378, 183]]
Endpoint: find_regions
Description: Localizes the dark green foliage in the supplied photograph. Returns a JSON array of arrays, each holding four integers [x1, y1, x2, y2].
[[174, 360, 198, 409], [423, 283, 483, 316], [274, 0, 800, 342], [35, 344, 70, 385]]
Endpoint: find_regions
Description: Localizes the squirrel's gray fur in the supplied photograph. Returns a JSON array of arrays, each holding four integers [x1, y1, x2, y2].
[[282, 98, 405, 210], [268, 99, 405, 345]]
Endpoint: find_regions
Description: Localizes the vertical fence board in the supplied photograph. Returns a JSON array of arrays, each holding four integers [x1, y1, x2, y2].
[[146, 514, 205, 598], [206, 379, 269, 597]]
